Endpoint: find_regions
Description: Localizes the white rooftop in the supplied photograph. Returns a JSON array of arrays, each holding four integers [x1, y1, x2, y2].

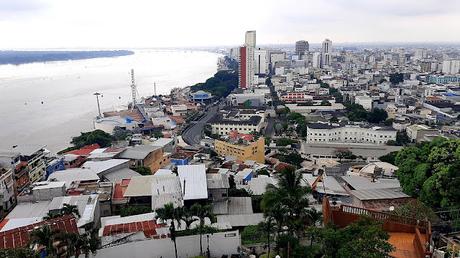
[[178, 164, 208, 200], [48, 168, 100, 188]]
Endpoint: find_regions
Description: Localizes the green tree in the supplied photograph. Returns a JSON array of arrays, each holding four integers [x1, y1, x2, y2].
[[243, 100, 252, 108], [120, 205, 151, 217], [276, 138, 296, 147], [71, 129, 113, 148], [319, 217, 394, 258], [320, 100, 331, 106], [61, 204, 80, 218], [191, 203, 216, 255], [29, 225, 56, 257], [134, 166, 152, 176], [395, 138, 460, 209], [0, 248, 38, 258], [278, 152, 304, 168], [261, 167, 312, 241], [367, 108, 388, 124], [156, 203, 183, 258]]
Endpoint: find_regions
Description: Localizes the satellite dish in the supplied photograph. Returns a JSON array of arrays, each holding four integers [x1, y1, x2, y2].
[[389, 206, 395, 211]]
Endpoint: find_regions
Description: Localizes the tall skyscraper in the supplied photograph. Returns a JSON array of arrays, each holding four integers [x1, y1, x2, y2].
[[254, 48, 268, 75], [321, 39, 332, 67], [239, 31, 256, 89], [295, 40, 309, 57], [245, 31, 256, 47]]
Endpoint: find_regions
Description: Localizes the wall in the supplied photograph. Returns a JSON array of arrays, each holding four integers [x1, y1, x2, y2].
[[94, 230, 241, 258]]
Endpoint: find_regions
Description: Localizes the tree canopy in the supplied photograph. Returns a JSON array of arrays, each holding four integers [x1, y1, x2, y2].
[[395, 138, 460, 209], [190, 70, 238, 98], [345, 103, 388, 124], [70, 129, 113, 148]]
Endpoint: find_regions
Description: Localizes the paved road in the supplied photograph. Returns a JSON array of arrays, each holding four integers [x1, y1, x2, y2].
[[264, 117, 275, 137], [182, 105, 218, 146]]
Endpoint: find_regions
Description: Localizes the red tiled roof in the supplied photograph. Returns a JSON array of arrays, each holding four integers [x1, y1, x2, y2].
[[0, 215, 78, 249], [102, 220, 167, 238], [169, 115, 185, 124], [66, 144, 101, 156], [113, 179, 131, 200]]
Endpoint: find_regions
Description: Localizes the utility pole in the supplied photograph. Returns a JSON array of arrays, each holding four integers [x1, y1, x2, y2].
[[93, 92, 102, 118]]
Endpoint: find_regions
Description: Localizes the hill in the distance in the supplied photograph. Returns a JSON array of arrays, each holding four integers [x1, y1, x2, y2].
[[0, 50, 134, 65]]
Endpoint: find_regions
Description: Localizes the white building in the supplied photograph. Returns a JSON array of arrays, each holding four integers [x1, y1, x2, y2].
[[312, 52, 322, 68], [239, 31, 256, 89], [321, 39, 332, 67], [0, 168, 16, 214], [210, 116, 263, 136], [355, 95, 373, 110], [254, 48, 268, 75], [306, 123, 396, 145], [442, 60, 460, 75]]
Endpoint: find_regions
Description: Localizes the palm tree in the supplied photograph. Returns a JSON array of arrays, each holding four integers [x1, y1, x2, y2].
[[61, 204, 80, 218], [29, 225, 56, 257], [156, 203, 182, 258], [74, 231, 100, 258], [182, 206, 198, 230], [261, 167, 312, 251], [259, 216, 277, 258], [43, 211, 62, 220], [191, 203, 215, 256]]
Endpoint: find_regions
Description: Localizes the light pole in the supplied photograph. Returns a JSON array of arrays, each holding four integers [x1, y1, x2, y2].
[[94, 92, 102, 118]]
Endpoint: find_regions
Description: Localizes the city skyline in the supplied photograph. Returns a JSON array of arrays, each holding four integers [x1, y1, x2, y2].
[[1, 0, 460, 49]]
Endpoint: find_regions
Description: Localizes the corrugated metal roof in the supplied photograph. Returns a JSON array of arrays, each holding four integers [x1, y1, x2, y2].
[[341, 175, 401, 190], [118, 145, 161, 160], [216, 213, 264, 227], [0, 215, 78, 249], [48, 168, 100, 187], [351, 188, 409, 201], [178, 164, 208, 200]]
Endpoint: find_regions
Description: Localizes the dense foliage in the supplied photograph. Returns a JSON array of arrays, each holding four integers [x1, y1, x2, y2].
[[190, 70, 238, 98], [134, 166, 152, 176], [319, 217, 394, 258], [395, 138, 460, 209], [287, 112, 308, 137], [389, 73, 404, 85], [345, 103, 388, 124], [70, 129, 113, 148]]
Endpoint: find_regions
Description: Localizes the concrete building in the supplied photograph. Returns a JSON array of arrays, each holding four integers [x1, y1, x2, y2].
[[355, 95, 373, 110], [118, 145, 170, 173], [306, 123, 397, 145], [442, 60, 460, 75], [312, 52, 322, 68], [210, 115, 263, 136], [254, 48, 268, 75], [406, 124, 439, 143], [214, 135, 265, 163], [321, 39, 332, 67], [295, 40, 309, 58], [239, 31, 256, 89], [0, 167, 16, 218]]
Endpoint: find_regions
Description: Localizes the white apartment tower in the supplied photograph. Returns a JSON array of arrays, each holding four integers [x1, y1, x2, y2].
[[254, 48, 268, 75], [321, 39, 332, 67], [239, 30, 256, 89]]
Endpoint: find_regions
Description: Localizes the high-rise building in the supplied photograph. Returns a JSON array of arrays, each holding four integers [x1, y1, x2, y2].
[[239, 31, 256, 89], [254, 48, 268, 75], [321, 39, 332, 67], [312, 52, 322, 68], [442, 60, 460, 75], [295, 40, 309, 57], [245, 30, 256, 47]]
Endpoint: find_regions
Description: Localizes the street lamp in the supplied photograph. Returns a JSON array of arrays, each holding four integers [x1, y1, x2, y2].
[[94, 92, 102, 118]]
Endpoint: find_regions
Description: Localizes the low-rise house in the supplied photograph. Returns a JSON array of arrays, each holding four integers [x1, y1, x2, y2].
[[81, 159, 140, 182], [118, 145, 170, 173], [406, 124, 439, 143], [206, 173, 230, 202], [48, 168, 100, 189], [0, 167, 16, 218], [151, 175, 183, 210], [177, 164, 208, 202]]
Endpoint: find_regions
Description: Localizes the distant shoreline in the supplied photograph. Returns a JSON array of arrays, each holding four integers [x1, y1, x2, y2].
[[0, 50, 135, 65]]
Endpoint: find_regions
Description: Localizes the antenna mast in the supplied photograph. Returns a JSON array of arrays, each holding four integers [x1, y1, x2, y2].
[[154, 82, 157, 96], [130, 69, 137, 110]]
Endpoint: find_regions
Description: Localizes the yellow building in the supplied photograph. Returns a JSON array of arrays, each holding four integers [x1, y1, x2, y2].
[[214, 137, 265, 163]]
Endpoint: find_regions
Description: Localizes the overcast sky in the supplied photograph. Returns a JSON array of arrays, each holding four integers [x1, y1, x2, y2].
[[1, 0, 460, 49]]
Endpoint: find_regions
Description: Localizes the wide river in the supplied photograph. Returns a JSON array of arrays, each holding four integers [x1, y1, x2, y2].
[[0, 49, 220, 152]]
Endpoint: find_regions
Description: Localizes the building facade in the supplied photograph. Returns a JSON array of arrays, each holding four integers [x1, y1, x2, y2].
[[295, 40, 309, 57], [321, 39, 332, 67], [214, 137, 265, 163], [306, 123, 397, 145]]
